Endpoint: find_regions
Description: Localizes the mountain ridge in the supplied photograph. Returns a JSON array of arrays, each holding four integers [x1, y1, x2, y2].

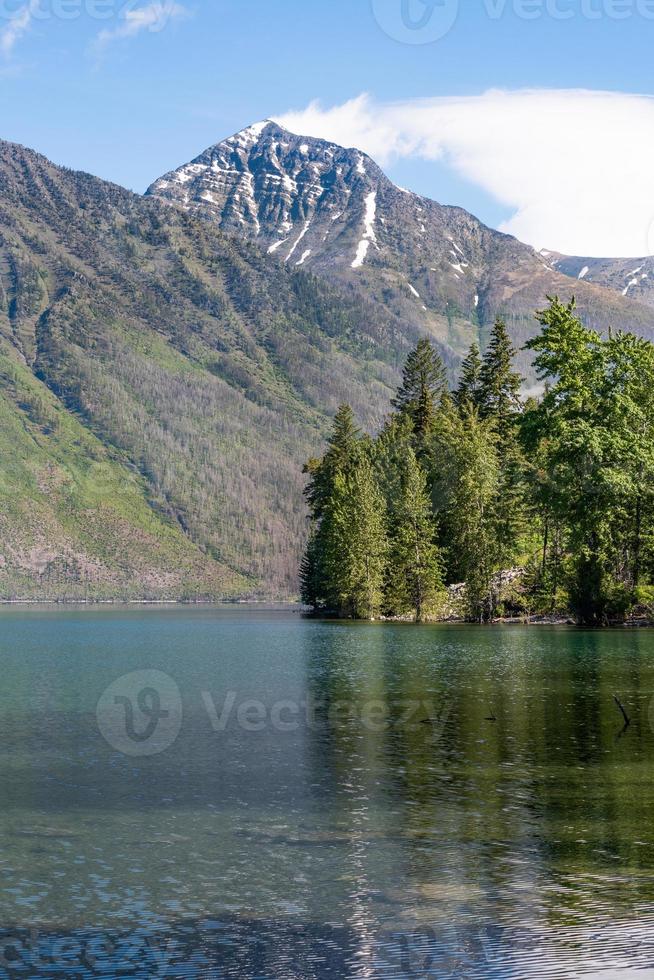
[[546, 251, 654, 308], [147, 121, 654, 372]]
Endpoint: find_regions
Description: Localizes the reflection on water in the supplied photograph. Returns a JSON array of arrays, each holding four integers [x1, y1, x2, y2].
[[1, 607, 654, 977]]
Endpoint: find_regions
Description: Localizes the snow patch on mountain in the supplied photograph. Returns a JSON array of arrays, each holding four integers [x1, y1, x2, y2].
[[229, 121, 272, 147], [268, 238, 288, 254], [286, 220, 311, 263], [351, 191, 378, 270]]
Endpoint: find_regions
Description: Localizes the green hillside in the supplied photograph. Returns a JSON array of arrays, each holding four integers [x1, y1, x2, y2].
[[0, 342, 239, 599], [0, 140, 423, 599]]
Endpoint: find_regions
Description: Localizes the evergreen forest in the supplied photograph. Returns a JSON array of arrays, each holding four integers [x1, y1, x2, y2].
[[301, 299, 654, 627]]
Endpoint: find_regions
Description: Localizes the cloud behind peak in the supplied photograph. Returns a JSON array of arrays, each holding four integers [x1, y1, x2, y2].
[[277, 90, 654, 257]]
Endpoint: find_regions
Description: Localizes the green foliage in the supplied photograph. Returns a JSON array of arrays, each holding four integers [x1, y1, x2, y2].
[[634, 584, 654, 614], [478, 318, 523, 439], [524, 298, 654, 624], [454, 342, 482, 410], [302, 298, 654, 625], [302, 414, 388, 618], [331, 456, 388, 619], [432, 404, 501, 620], [304, 405, 361, 519], [385, 448, 443, 621], [391, 338, 447, 460]]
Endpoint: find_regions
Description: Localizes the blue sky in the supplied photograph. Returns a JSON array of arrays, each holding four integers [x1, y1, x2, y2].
[[1, 0, 653, 254]]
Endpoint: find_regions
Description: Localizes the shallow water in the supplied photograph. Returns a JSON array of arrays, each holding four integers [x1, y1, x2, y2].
[[1, 606, 654, 977]]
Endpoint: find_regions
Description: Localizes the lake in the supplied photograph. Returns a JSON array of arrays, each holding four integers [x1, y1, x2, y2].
[[1, 606, 654, 978]]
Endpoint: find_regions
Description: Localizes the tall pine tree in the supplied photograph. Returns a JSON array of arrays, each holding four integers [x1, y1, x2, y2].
[[301, 405, 362, 612], [391, 338, 447, 460], [478, 318, 522, 439], [432, 404, 500, 621], [304, 404, 360, 519], [385, 448, 443, 622], [333, 456, 388, 619], [454, 342, 483, 411], [478, 319, 526, 588]]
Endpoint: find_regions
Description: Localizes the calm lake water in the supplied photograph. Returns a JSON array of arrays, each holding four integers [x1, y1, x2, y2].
[[1, 607, 654, 978]]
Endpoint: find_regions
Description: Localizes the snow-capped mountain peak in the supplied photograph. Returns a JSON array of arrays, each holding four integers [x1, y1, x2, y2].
[[147, 122, 394, 272], [147, 123, 654, 363]]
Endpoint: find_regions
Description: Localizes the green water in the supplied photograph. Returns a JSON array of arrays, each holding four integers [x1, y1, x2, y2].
[[1, 607, 654, 978]]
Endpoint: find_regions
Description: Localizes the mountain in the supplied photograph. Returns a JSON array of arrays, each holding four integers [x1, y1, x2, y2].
[[3, 128, 654, 600], [147, 121, 654, 374], [547, 252, 654, 309], [0, 139, 422, 600]]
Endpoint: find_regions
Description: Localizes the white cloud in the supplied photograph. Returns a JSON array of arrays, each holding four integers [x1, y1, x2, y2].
[[0, 0, 38, 58], [276, 90, 654, 258], [93, 1, 188, 52]]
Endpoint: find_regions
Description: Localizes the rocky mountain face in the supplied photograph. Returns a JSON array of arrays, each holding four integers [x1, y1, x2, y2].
[[147, 122, 654, 374], [548, 252, 654, 309], [0, 139, 419, 599]]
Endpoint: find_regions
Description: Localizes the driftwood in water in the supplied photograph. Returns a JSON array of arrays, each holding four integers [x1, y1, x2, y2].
[[613, 695, 631, 728]]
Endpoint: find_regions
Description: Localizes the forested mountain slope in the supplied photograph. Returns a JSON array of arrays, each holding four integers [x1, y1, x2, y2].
[[0, 140, 420, 598]]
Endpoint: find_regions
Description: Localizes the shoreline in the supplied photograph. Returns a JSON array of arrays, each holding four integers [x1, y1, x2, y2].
[[1, 602, 653, 628], [0, 598, 303, 607]]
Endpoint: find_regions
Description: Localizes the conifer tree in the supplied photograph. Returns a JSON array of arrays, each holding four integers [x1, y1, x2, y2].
[[391, 338, 447, 459], [454, 342, 483, 411], [385, 448, 443, 621], [301, 404, 362, 612], [432, 404, 500, 620], [299, 528, 322, 610], [373, 413, 415, 528], [523, 299, 616, 624], [333, 456, 388, 619], [478, 318, 522, 438], [304, 404, 360, 518], [476, 319, 527, 585]]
